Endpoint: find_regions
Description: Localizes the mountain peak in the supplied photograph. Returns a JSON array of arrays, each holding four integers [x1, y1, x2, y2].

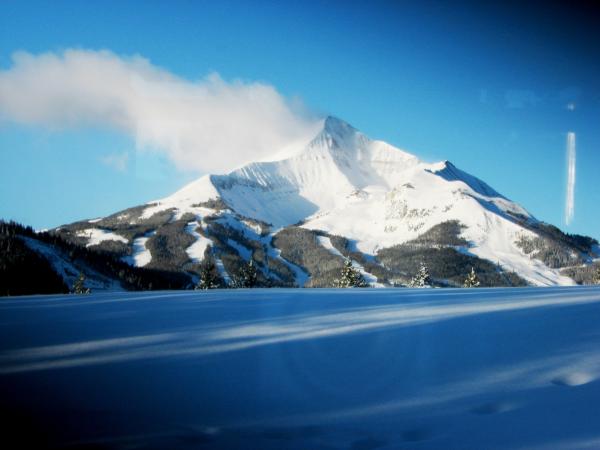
[[323, 115, 357, 136], [58, 110, 584, 288], [308, 115, 363, 152]]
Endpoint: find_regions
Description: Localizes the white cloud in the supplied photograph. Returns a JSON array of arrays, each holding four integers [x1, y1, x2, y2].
[[100, 151, 129, 172], [0, 49, 319, 173], [565, 131, 576, 226]]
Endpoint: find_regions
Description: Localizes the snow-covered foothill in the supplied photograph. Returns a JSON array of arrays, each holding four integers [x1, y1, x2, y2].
[[21, 236, 123, 291], [141, 176, 221, 220]]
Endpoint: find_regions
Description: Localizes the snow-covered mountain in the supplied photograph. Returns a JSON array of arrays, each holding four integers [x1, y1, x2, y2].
[[57, 116, 598, 288]]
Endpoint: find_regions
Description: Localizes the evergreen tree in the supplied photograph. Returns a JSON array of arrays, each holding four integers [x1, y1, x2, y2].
[[409, 262, 431, 288], [72, 272, 91, 295], [594, 266, 600, 285], [234, 259, 258, 288], [463, 267, 480, 288], [333, 258, 368, 288], [196, 257, 221, 290]]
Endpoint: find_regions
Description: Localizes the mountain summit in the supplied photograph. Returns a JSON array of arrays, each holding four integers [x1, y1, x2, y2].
[[56, 118, 598, 288]]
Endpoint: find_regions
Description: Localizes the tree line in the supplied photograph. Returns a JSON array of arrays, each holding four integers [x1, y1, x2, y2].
[[0, 220, 190, 296]]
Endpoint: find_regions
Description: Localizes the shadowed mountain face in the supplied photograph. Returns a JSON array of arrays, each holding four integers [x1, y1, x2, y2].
[[50, 116, 598, 289]]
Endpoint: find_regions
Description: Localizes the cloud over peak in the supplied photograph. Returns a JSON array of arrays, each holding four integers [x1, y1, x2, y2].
[[0, 49, 319, 173]]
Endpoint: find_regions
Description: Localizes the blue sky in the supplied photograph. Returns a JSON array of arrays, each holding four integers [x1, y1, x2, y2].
[[0, 0, 598, 238]]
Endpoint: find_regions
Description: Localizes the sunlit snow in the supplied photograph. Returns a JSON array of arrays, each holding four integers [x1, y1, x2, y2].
[[122, 231, 155, 267], [120, 117, 574, 287], [76, 228, 128, 247], [184, 221, 212, 263]]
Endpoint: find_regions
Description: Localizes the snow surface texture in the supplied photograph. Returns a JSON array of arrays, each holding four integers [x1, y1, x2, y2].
[[76, 228, 128, 247], [184, 221, 212, 263], [122, 231, 155, 267], [134, 116, 574, 286], [1, 287, 600, 449]]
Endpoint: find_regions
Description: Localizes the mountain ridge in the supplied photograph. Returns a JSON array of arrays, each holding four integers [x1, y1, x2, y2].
[[46, 116, 598, 289]]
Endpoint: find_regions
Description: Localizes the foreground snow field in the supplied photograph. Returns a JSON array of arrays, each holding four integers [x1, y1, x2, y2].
[[1, 287, 600, 449]]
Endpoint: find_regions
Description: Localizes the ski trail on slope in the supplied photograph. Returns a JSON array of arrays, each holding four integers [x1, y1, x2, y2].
[[316, 235, 383, 287]]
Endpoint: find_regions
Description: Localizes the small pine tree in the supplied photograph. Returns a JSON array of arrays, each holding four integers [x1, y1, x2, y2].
[[463, 267, 480, 288], [594, 266, 600, 285], [72, 272, 90, 295], [333, 259, 368, 288], [196, 258, 221, 290], [234, 259, 258, 288], [409, 262, 431, 288]]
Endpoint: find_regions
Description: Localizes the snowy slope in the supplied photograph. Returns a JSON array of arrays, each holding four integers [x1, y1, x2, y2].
[[2, 287, 600, 449], [317, 235, 383, 287], [64, 116, 596, 286], [21, 236, 124, 291], [184, 220, 212, 263], [121, 231, 155, 267], [145, 117, 579, 285], [75, 228, 128, 247]]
